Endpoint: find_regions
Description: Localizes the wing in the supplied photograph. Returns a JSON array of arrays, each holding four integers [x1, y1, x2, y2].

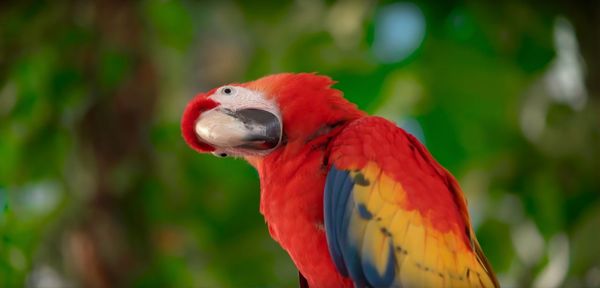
[[324, 117, 498, 288]]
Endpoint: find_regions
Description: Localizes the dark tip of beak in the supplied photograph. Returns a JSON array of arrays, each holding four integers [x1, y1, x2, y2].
[[232, 108, 282, 150]]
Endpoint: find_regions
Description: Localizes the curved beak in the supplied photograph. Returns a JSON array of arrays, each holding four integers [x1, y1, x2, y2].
[[194, 108, 282, 150]]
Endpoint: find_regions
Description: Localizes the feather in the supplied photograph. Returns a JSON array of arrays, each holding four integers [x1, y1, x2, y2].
[[324, 117, 499, 287]]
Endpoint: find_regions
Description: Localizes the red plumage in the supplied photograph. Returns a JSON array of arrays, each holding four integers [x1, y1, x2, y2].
[[181, 95, 219, 152], [181, 73, 498, 288]]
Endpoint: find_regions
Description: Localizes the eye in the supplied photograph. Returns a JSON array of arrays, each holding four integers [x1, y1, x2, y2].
[[221, 86, 235, 95]]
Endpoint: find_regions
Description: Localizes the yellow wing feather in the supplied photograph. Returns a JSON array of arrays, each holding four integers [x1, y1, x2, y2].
[[346, 162, 498, 287]]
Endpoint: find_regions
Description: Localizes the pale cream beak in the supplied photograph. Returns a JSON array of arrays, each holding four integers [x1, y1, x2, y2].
[[194, 108, 282, 150]]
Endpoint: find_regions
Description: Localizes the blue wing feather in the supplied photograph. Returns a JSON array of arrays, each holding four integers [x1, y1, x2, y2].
[[324, 168, 348, 276], [324, 165, 396, 288]]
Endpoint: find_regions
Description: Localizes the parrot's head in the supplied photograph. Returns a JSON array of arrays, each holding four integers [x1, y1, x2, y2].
[[182, 73, 363, 160]]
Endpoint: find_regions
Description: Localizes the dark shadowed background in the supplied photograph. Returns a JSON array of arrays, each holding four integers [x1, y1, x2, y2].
[[1, 0, 599, 287]]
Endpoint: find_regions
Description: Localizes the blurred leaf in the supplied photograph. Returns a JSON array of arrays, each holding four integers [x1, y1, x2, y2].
[[570, 203, 600, 276], [476, 218, 515, 273], [98, 48, 132, 90], [145, 0, 194, 50], [523, 170, 565, 239]]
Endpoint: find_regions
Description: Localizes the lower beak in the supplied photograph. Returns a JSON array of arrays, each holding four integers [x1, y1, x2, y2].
[[194, 108, 282, 150]]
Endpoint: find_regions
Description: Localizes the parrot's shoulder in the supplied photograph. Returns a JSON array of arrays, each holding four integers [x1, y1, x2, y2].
[[338, 116, 402, 140], [329, 116, 426, 172]]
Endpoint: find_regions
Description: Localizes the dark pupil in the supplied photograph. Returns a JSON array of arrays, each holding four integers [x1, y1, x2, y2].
[[224, 88, 232, 94]]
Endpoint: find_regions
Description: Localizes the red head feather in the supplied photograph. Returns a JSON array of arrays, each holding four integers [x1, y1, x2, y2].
[[243, 73, 365, 143], [181, 89, 219, 152]]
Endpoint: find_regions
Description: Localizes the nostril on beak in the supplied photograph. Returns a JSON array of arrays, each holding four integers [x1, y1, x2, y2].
[[212, 152, 228, 158]]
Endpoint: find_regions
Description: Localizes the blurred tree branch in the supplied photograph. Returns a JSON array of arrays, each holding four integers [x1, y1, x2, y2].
[[67, 0, 157, 287]]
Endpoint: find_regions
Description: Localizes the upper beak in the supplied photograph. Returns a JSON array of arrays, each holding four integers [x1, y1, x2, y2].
[[194, 107, 282, 150]]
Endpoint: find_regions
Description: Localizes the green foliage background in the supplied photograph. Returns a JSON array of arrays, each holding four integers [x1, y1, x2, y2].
[[1, 0, 599, 287]]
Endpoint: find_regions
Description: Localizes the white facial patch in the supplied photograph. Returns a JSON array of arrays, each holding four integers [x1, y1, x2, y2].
[[209, 86, 280, 116]]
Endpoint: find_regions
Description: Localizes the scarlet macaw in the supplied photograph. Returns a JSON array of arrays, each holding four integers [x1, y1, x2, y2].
[[182, 73, 498, 288]]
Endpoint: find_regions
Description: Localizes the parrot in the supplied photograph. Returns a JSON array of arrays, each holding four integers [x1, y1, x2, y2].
[[181, 73, 499, 288]]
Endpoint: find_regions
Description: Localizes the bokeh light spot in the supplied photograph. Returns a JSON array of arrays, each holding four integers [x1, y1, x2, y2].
[[372, 2, 426, 63]]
